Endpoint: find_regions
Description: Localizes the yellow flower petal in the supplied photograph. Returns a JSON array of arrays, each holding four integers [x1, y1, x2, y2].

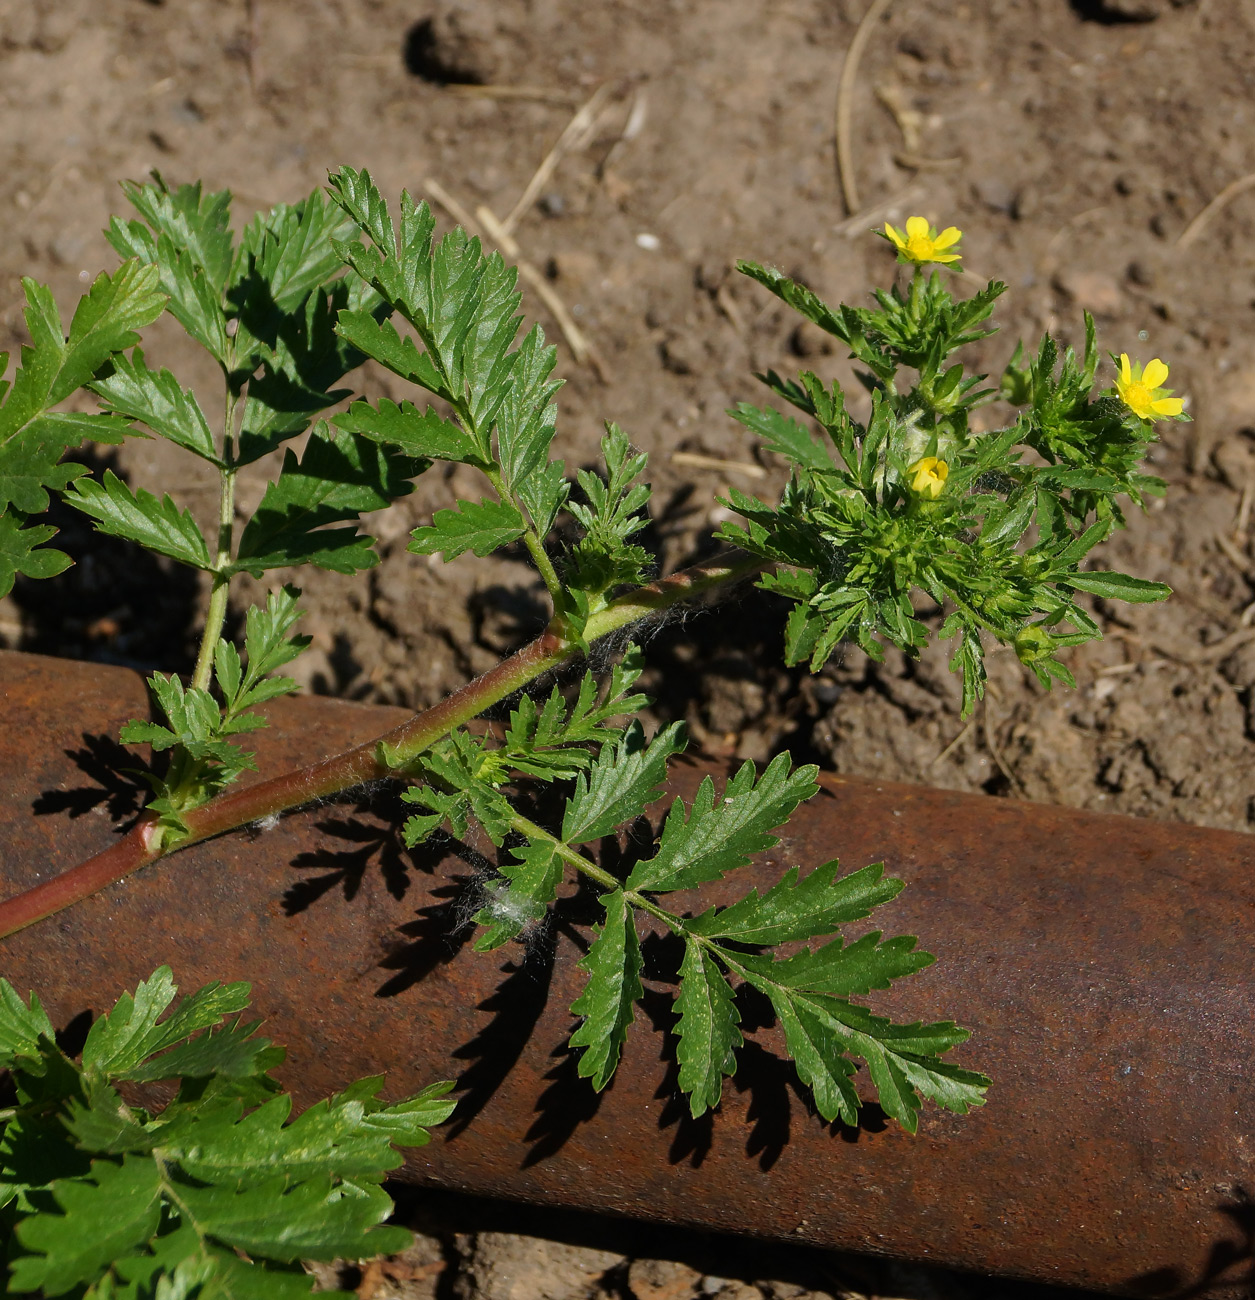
[[1150, 396, 1183, 417], [884, 222, 906, 251], [931, 252, 961, 264], [905, 215, 930, 239], [1141, 358, 1169, 388], [933, 226, 962, 250], [1118, 353, 1132, 385]]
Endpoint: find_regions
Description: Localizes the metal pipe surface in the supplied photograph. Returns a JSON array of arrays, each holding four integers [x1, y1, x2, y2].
[[0, 649, 1251, 1297]]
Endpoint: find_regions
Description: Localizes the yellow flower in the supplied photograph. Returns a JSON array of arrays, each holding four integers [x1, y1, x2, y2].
[[1115, 354, 1184, 421], [884, 216, 963, 266], [907, 456, 948, 499]]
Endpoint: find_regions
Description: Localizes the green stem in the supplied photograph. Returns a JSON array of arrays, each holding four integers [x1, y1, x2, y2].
[[190, 389, 240, 692], [506, 812, 683, 934], [0, 552, 767, 940], [485, 466, 565, 611]]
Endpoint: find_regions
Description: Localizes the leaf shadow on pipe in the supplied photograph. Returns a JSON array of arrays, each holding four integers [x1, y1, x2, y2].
[[1127, 1186, 1254, 1299], [33, 732, 154, 825]]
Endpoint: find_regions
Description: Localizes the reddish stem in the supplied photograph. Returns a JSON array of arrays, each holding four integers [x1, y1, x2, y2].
[[0, 553, 764, 940]]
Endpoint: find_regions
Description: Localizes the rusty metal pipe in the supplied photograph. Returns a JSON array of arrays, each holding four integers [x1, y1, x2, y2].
[[0, 648, 1252, 1297]]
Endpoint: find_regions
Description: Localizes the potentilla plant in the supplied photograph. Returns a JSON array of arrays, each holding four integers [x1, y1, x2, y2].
[[0, 175, 1184, 1175]]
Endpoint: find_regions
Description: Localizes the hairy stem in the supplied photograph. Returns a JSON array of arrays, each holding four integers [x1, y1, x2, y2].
[[0, 552, 765, 940], [508, 811, 683, 933]]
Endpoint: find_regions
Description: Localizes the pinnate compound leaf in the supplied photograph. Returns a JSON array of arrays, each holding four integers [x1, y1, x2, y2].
[[561, 721, 687, 846], [408, 497, 526, 560], [626, 754, 819, 893], [569, 890, 643, 1090], [1, 967, 453, 1297], [674, 941, 741, 1117], [473, 838, 564, 951], [91, 348, 220, 464], [62, 470, 211, 569], [686, 861, 903, 946], [234, 424, 423, 575]]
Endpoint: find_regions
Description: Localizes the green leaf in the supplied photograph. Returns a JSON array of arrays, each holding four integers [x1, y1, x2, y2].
[[91, 349, 220, 465], [0, 513, 71, 599], [231, 190, 356, 314], [335, 396, 485, 467], [569, 890, 643, 1090], [81, 967, 251, 1079], [176, 1174, 409, 1263], [0, 981, 56, 1069], [340, 1078, 457, 1147], [2, 967, 455, 1298], [121, 1018, 273, 1084], [43, 261, 167, 411], [62, 470, 211, 570], [674, 941, 741, 1118], [10, 1155, 163, 1294], [0, 264, 166, 594], [221, 585, 310, 714], [759, 984, 861, 1127], [686, 861, 902, 946], [561, 721, 687, 846], [333, 313, 445, 396], [234, 424, 423, 575], [1062, 570, 1171, 603], [626, 753, 819, 893], [496, 324, 562, 490], [107, 219, 230, 366], [329, 173, 528, 448], [739, 931, 934, 997], [730, 402, 834, 473], [473, 838, 564, 950], [233, 268, 380, 465], [119, 176, 235, 290], [408, 497, 526, 560]]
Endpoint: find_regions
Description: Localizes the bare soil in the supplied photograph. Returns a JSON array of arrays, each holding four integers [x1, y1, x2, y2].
[[2, 0, 1253, 1295]]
